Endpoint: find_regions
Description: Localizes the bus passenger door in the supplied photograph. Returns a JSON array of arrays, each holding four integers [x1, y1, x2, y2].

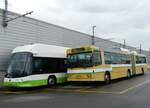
[[131, 55, 136, 75]]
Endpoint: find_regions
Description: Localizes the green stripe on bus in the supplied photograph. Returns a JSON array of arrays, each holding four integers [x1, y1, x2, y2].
[[3, 77, 67, 88]]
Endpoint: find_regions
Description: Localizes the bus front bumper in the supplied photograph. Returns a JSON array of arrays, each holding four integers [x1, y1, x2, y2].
[[67, 73, 105, 82]]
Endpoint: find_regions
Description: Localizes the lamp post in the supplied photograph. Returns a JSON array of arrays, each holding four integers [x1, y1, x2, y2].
[[123, 39, 126, 48], [2, 0, 8, 27], [140, 44, 142, 54], [92, 25, 96, 45]]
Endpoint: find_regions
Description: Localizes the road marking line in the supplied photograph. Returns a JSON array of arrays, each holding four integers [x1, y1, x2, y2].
[[45, 88, 120, 94], [119, 80, 150, 94], [73, 90, 120, 94]]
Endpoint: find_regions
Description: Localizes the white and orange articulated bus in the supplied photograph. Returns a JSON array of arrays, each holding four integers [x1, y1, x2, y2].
[[67, 46, 147, 84], [4, 43, 69, 88]]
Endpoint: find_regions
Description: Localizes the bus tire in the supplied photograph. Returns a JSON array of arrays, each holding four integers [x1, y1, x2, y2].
[[48, 76, 56, 86], [104, 72, 111, 84], [141, 68, 144, 75], [127, 70, 131, 78]]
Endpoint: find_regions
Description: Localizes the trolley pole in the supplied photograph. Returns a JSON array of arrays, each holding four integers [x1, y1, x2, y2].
[[2, 0, 33, 27], [140, 44, 142, 54], [92, 25, 96, 45], [123, 39, 126, 48], [2, 0, 8, 27]]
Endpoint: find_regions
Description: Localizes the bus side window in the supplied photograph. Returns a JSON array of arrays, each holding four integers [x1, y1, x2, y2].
[[126, 55, 131, 64], [121, 55, 127, 64], [136, 56, 140, 64], [121, 54, 130, 64], [139, 57, 146, 64], [59, 58, 67, 73], [33, 58, 44, 74], [111, 53, 122, 64], [143, 57, 146, 63], [104, 52, 111, 64], [33, 57, 65, 74]]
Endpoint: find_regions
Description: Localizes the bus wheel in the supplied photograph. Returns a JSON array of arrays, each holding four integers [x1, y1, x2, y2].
[[127, 70, 131, 78], [141, 68, 144, 75], [48, 76, 56, 86], [104, 72, 111, 84]]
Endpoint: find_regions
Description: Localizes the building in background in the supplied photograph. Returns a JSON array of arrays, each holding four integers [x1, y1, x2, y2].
[[0, 8, 149, 72]]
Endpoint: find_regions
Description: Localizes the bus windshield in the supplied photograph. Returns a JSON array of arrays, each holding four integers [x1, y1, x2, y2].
[[67, 53, 93, 68], [6, 52, 32, 78]]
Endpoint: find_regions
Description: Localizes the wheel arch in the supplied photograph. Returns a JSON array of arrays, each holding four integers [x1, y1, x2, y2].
[[105, 71, 111, 79], [127, 69, 131, 73]]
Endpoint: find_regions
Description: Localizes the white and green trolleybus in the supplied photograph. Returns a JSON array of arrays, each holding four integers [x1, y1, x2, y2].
[[3, 43, 68, 87]]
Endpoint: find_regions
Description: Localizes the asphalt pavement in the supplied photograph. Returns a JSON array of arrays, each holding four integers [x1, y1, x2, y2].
[[0, 72, 150, 108]]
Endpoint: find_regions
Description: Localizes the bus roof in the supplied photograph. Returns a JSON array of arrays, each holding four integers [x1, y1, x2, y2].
[[67, 45, 146, 57], [12, 43, 69, 58]]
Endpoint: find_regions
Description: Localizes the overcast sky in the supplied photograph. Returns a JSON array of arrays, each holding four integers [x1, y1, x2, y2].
[[1, 0, 150, 50]]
